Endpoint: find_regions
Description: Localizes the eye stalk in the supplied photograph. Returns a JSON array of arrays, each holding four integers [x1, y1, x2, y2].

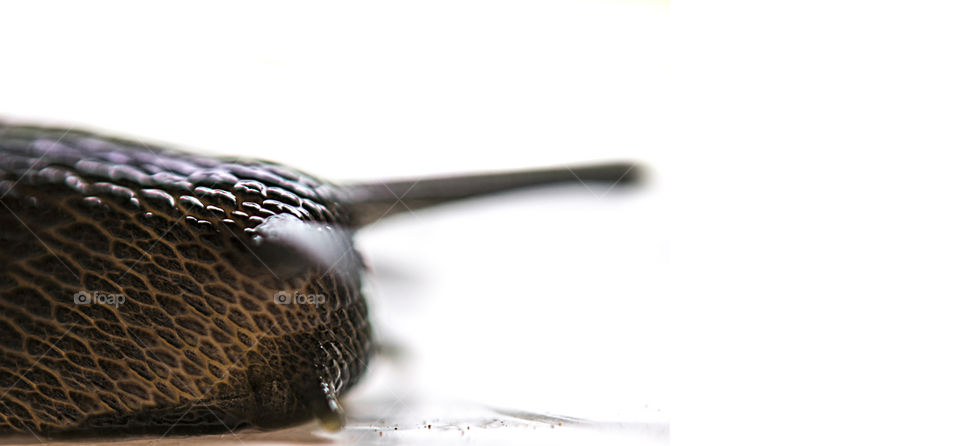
[[341, 161, 643, 227]]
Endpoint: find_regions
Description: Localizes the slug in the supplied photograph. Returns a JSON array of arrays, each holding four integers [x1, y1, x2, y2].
[[0, 122, 639, 437]]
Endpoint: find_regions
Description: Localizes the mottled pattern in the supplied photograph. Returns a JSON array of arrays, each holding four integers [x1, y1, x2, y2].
[[0, 126, 372, 436]]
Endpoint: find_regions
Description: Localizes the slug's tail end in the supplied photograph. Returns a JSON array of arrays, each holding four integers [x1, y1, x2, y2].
[[342, 161, 644, 227]]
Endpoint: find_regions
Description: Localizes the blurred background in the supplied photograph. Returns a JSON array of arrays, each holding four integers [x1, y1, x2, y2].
[[9, 1, 960, 445], [0, 0, 668, 444]]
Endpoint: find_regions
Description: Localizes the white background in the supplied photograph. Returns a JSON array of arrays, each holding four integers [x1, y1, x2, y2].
[[3, 0, 960, 445]]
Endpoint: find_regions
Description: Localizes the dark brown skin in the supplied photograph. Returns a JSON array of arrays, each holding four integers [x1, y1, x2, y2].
[[0, 123, 639, 438]]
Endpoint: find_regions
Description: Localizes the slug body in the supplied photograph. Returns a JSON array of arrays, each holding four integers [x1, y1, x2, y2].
[[0, 123, 639, 437]]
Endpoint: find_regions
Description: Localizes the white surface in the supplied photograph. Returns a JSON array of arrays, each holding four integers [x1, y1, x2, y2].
[[0, 1, 667, 445]]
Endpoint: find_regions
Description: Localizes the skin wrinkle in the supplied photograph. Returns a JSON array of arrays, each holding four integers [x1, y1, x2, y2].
[[0, 125, 371, 436]]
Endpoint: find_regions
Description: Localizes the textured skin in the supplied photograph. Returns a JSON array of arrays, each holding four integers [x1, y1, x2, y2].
[[0, 125, 372, 436]]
